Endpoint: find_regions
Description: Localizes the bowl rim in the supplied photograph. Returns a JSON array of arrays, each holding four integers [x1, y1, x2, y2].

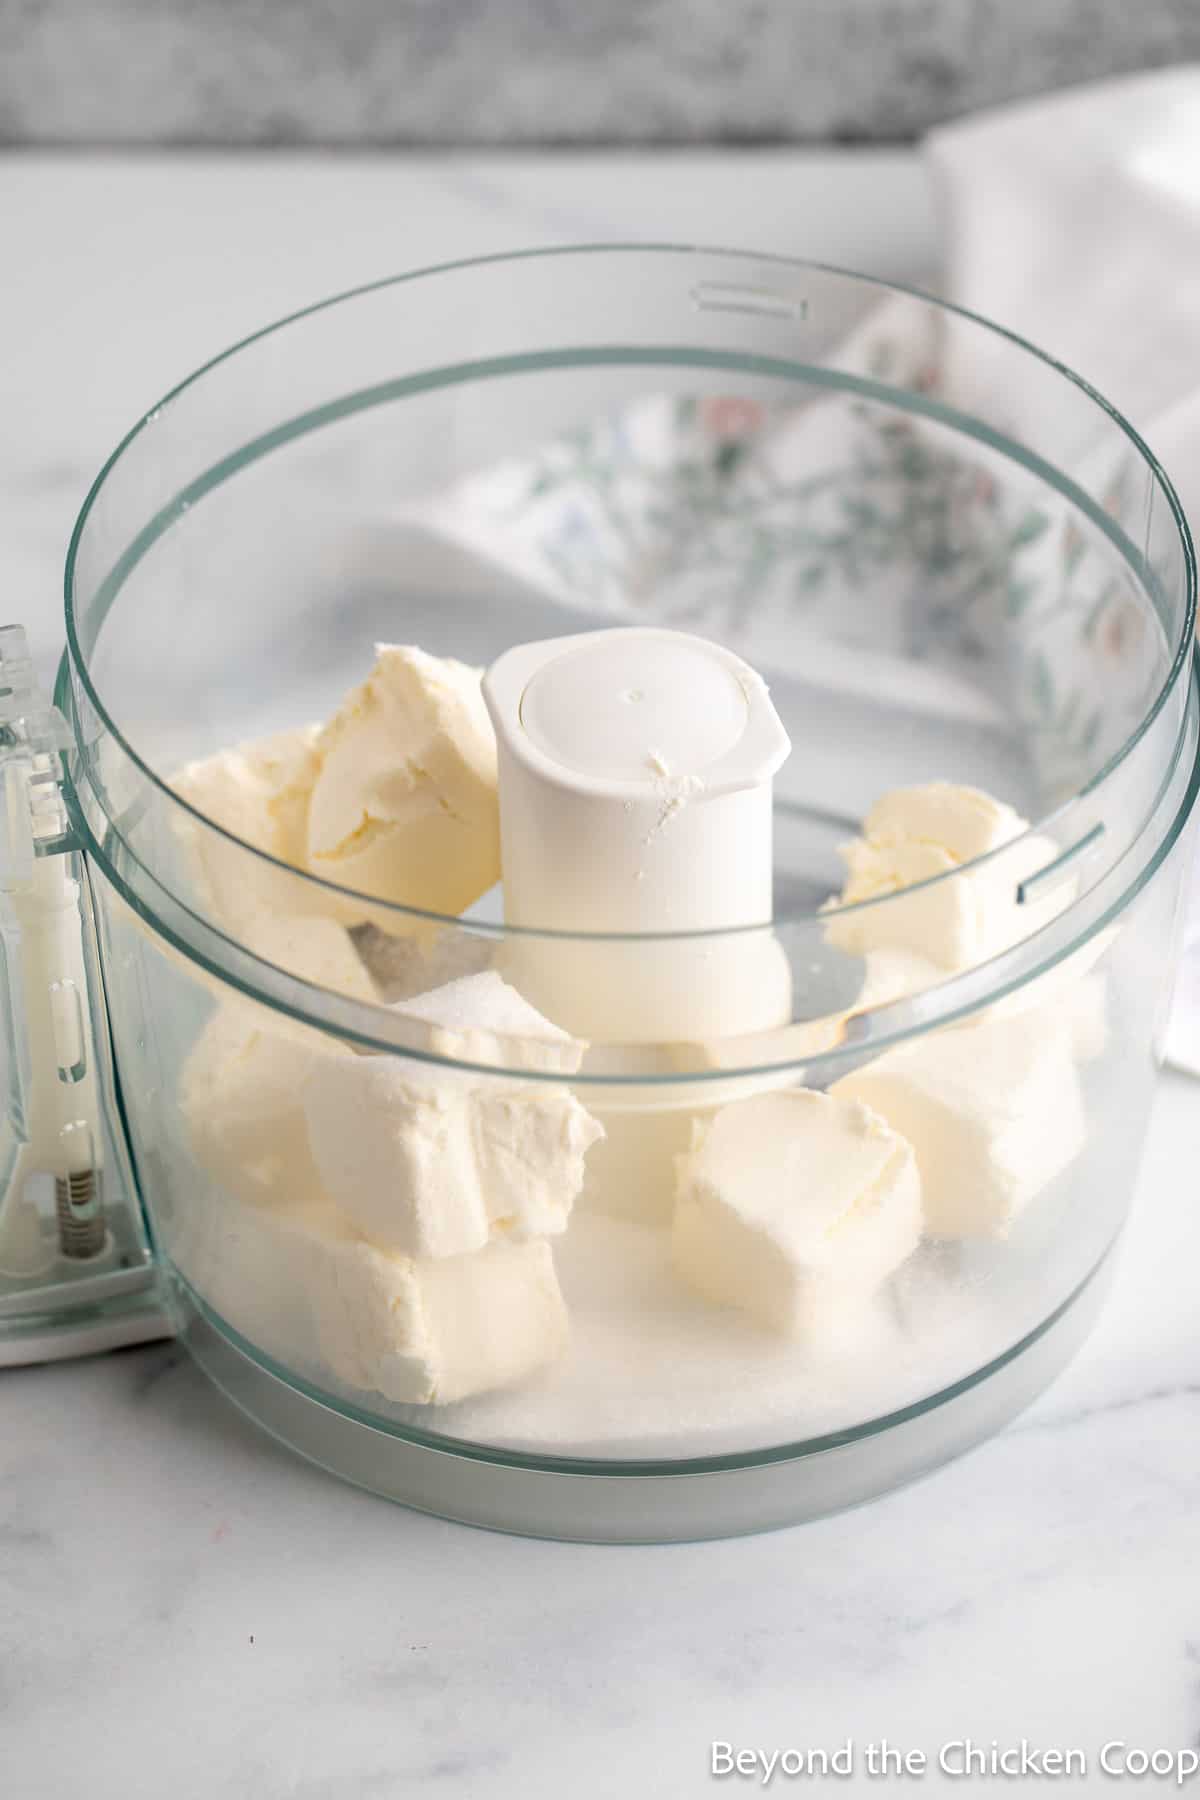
[[61, 243, 1199, 960]]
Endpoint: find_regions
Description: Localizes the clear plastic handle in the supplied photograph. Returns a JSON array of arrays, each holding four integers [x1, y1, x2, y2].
[[0, 626, 171, 1365]]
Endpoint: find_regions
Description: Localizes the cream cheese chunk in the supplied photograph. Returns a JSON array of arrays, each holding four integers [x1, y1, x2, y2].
[[304, 1051, 602, 1259], [848, 936, 1109, 1063], [833, 1011, 1086, 1238], [672, 1089, 921, 1338], [303, 974, 599, 1259], [181, 1002, 355, 1211], [979, 929, 1114, 1059], [311, 1227, 569, 1405], [305, 971, 599, 1256], [305, 644, 500, 918], [240, 911, 378, 1003], [825, 782, 1065, 971], [866, 784, 1026, 864], [851, 947, 946, 1014], [170, 1187, 568, 1405], [180, 907, 376, 1207], [170, 725, 322, 930]]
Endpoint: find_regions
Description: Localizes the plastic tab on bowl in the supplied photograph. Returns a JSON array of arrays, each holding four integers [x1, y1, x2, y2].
[[1017, 822, 1106, 905]]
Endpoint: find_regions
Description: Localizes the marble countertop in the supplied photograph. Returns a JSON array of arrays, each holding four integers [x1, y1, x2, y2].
[[4, 152, 1200, 1799], [6, 4, 1200, 146]]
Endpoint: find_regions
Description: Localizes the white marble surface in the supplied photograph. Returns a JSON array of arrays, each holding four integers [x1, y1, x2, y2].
[[3, 152, 1200, 1798], [4, 3, 1200, 146]]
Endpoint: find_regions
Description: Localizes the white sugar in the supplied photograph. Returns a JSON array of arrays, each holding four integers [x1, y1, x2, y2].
[[428, 1212, 1004, 1460]]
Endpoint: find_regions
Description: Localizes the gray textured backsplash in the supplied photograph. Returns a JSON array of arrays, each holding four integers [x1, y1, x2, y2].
[[2, 0, 1197, 145]]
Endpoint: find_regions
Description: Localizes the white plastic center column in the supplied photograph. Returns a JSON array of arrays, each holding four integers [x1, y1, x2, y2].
[[484, 627, 792, 1044]]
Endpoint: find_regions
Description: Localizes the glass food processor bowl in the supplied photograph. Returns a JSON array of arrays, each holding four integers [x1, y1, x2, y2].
[[2, 247, 1196, 1541]]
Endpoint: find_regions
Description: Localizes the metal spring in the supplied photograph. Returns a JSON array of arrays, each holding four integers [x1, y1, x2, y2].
[[55, 1168, 105, 1260]]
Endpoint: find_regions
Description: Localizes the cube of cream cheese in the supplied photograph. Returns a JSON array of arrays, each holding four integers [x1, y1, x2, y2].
[[181, 1001, 355, 1211], [849, 938, 1109, 1064], [833, 1011, 1086, 1238], [305, 969, 599, 1257], [850, 948, 945, 1014], [305, 645, 500, 919], [672, 1089, 921, 1338], [824, 782, 1067, 971], [239, 911, 379, 1003], [170, 1186, 568, 1405], [304, 1052, 602, 1259], [169, 725, 322, 930], [312, 1227, 569, 1405], [180, 906, 376, 1206]]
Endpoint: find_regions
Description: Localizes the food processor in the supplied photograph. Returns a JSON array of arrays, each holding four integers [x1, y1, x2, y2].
[[0, 246, 1194, 1542]]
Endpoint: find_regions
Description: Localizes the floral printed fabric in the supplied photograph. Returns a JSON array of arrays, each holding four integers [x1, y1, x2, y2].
[[425, 348, 1162, 805]]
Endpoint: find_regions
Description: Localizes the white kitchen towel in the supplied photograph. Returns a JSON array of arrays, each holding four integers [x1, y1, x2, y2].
[[416, 69, 1200, 1067], [929, 70, 1200, 1073]]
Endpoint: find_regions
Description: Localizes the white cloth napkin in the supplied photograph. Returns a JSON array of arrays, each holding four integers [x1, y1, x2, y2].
[[420, 70, 1200, 1067], [929, 70, 1200, 1072]]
